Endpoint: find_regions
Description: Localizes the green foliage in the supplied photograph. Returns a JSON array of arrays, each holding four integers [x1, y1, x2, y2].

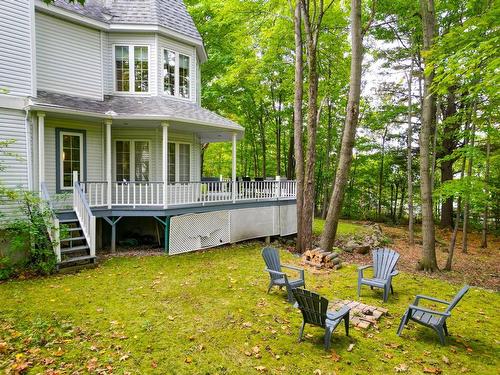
[[1, 191, 57, 279]]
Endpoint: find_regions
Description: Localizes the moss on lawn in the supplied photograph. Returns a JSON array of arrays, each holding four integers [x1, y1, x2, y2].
[[0, 244, 498, 374]]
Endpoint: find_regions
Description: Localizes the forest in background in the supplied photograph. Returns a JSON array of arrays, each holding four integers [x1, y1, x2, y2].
[[186, 0, 499, 270]]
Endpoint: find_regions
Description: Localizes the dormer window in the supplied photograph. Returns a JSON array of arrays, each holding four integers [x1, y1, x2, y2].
[[115, 45, 149, 93], [163, 49, 190, 99]]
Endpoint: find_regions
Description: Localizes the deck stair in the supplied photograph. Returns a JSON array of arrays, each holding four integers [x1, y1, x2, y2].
[[58, 217, 96, 269]]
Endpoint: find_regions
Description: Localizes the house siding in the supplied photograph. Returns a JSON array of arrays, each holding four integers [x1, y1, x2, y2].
[[0, 109, 30, 221], [0, 0, 33, 97], [35, 12, 103, 99]]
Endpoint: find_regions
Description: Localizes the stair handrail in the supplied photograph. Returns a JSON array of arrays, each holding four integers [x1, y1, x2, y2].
[[40, 182, 61, 262], [73, 176, 96, 258]]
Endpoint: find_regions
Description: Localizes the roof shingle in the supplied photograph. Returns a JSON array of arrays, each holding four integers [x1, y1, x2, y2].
[[50, 0, 202, 41]]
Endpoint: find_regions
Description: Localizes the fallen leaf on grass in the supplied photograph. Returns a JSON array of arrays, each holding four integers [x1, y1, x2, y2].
[[168, 316, 175, 321], [252, 346, 260, 354], [119, 354, 129, 361], [151, 361, 158, 368], [0, 342, 8, 353], [442, 355, 450, 365], [394, 363, 408, 372], [242, 322, 252, 328], [347, 343, 355, 352], [184, 356, 192, 364], [255, 366, 267, 372], [423, 367, 442, 374], [53, 347, 64, 357]]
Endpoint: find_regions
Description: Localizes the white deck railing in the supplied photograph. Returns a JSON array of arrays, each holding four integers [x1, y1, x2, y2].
[[79, 180, 297, 208], [73, 176, 96, 257]]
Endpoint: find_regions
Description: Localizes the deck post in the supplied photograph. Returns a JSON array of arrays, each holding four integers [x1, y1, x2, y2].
[[103, 216, 122, 254], [232, 132, 237, 203], [162, 122, 169, 208], [105, 119, 112, 209], [37, 112, 45, 192]]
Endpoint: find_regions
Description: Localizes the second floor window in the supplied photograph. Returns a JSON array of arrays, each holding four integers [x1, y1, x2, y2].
[[163, 49, 191, 99], [115, 45, 149, 93]]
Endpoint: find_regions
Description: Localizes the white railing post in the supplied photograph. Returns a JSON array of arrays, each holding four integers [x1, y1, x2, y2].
[[162, 122, 169, 208], [37, 112, 45, 196], [53, 218, 61, 263], [90, 216, 96, 257], [106, 119, 112, 208], [73, 170, 79, 190], [232, 132, 237, 203], [275, 175, 281, 199]]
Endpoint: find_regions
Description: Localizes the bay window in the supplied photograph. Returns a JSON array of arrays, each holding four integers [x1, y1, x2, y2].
[[115, 140, 150, 181], [115, 45, 149, 93], [163, 49, 191, 99]]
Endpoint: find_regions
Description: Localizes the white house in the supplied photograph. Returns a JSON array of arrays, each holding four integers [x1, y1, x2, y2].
[[0, 0, 297, 267]]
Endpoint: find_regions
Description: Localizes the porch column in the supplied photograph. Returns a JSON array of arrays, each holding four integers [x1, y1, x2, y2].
[[37, 112, 45, 190], [232, 132, 237, 203], [162, 121, 169, 208], [105, 119, 112, 209]]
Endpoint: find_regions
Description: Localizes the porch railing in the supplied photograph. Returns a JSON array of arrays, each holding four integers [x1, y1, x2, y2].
[[79, 180, 297, 208], [73, 173, 96, 257], [40, 182, 61, 262]]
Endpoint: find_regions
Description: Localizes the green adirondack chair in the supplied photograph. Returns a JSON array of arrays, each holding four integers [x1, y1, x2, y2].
[[358, 248, 400, 302], [262, 247, 305, 302], [397, 285, 470, 345], [292, 288, 350, 350]]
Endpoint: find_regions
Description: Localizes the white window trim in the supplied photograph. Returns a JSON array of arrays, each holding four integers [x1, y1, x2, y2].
[[113, 44, 151, 95], [162, 48, 191, 100], [168, 141, 192, 183], [114, 139, 151, 182], [59, 131, 84, 191]]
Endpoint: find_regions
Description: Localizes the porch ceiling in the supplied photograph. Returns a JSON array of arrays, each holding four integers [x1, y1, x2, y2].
[[28, 90, 244, 142]]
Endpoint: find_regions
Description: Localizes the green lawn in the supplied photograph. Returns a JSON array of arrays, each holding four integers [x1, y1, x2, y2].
[[313, 219, 368, 237], [1, 244, 498, 374]]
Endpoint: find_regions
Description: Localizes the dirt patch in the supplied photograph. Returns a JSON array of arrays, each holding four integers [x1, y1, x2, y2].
[[339, 224, 500, 291]]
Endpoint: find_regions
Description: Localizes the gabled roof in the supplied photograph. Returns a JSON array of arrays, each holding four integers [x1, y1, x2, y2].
[[29, 91, 243, 134], [50, 0, 202, 42]]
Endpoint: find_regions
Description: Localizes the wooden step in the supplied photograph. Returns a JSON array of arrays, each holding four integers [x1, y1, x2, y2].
[[61, 236, 86, 242], [61, 245, 89, 254], [58, 255, 96, 266], [66, 227, 82, 232], [59, 219, 79, 224]]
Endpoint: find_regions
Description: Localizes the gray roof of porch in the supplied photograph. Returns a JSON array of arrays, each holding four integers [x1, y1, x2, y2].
[[29, 91, 243, 136]]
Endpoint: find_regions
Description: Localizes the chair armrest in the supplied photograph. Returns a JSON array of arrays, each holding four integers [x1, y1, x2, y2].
[[358, 265, 372, 278], [265, 269, 286, 277], [414, 295, 450, 306], [409, 305, 451, 317], [391, 270, 399, 277], [282, 264, 305, 280]]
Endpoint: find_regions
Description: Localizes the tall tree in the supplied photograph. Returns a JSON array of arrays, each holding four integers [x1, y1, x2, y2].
[[320, 0, 365, 251], [406, 60, 415, 246], [417, 0, 438, 272], [290, 0, 306, 252]]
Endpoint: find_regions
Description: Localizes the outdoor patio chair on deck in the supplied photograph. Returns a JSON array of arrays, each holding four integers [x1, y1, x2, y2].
[[292, 288, 350, 350], [262, 247, 305, 303], [397, 285, 469, 345], [358, 248, 400, 302]]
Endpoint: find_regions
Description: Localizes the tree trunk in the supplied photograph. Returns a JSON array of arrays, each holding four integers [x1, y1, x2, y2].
[[439, 90, 459, 228], [320, 99, 334, 219], [418, 0, 438, 271], [444, 154, 467, 271], [377, 126, 388, 220], [320, 0, 363, 251], [407, 60, 415, 246], [291, 0, 305, 252], [462, 114, 476, 253], [481, 128, 490, 248]]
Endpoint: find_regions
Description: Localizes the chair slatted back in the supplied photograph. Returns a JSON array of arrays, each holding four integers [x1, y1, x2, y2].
[[373, 248, 400, 280], [445, 285, 470, 313], [292, 288, 329, 328], [262, 247, 282, 281]]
